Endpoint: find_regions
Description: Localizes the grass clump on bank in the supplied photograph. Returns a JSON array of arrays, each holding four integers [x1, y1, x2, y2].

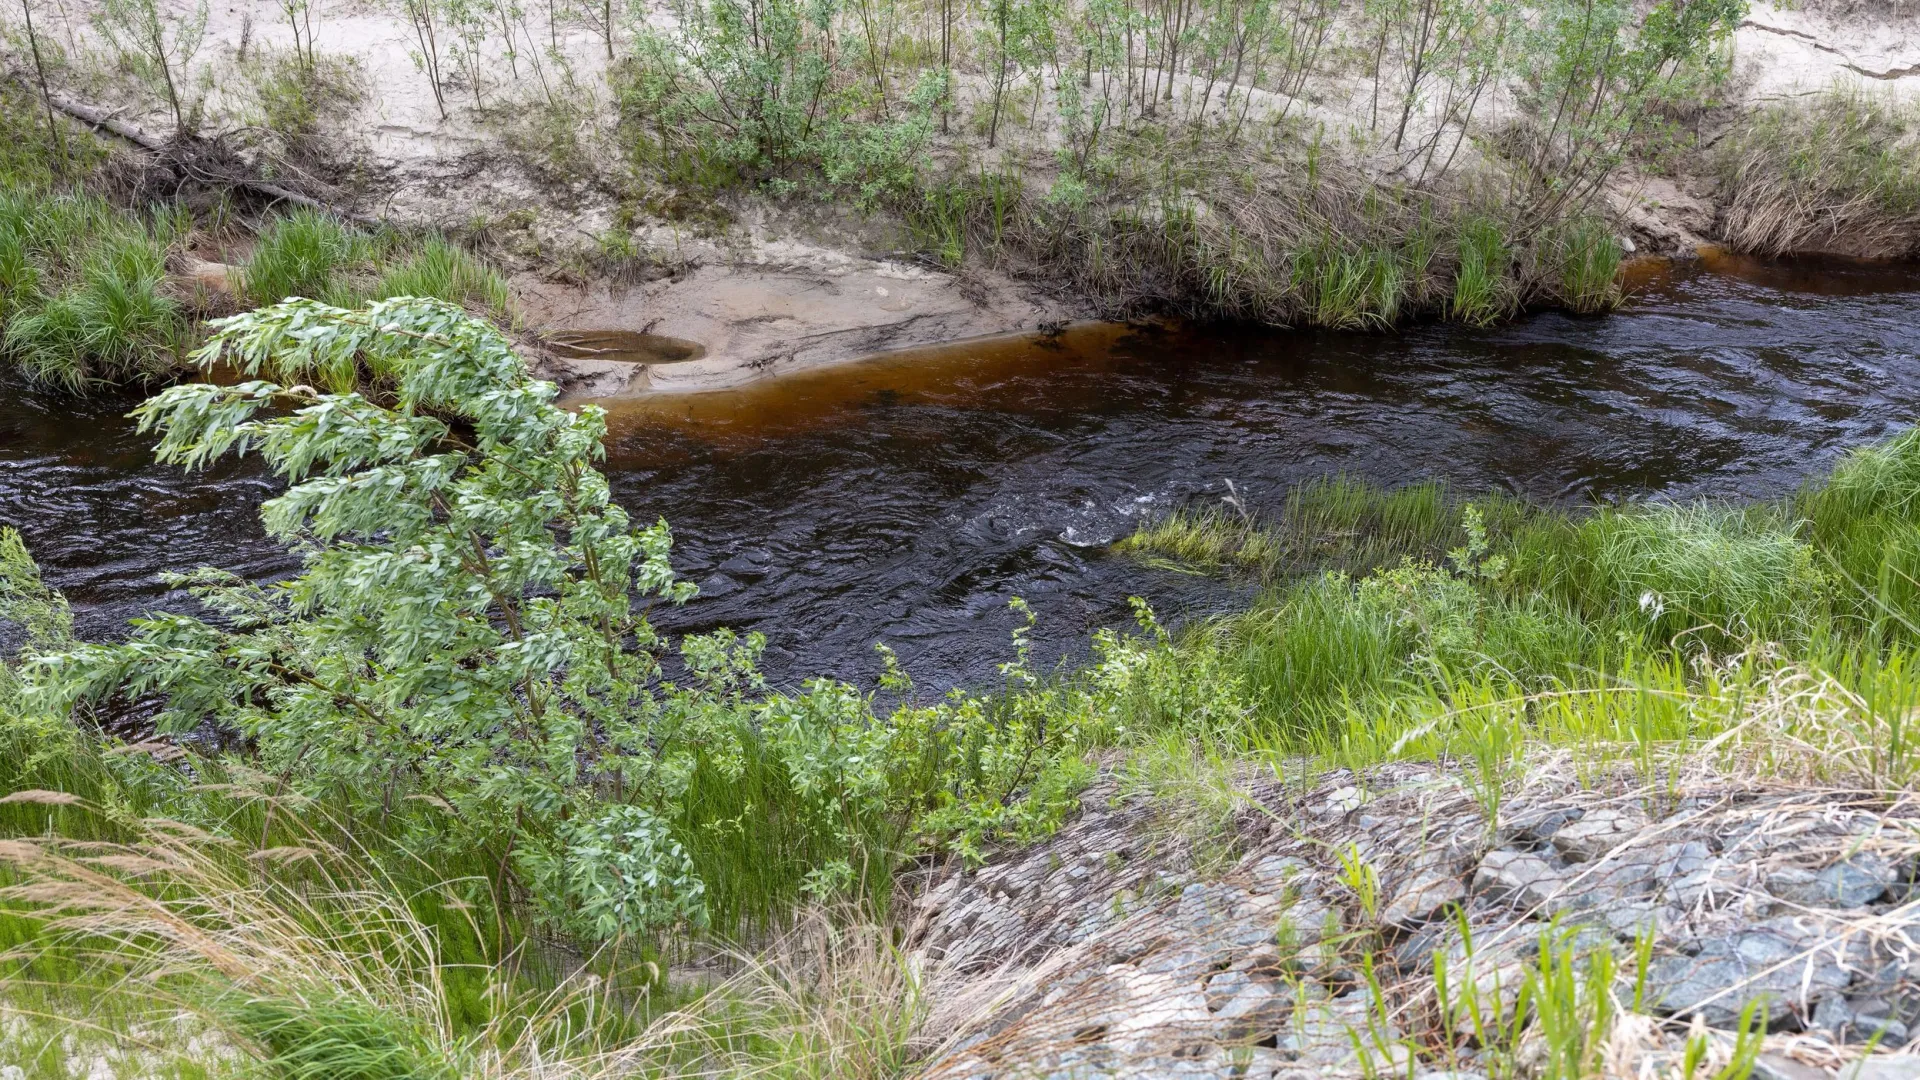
[[0, 188, 192, 391], [0, 173, 513, 392], [244, 210, 513, 322], [1717, 84, 1920, 260]]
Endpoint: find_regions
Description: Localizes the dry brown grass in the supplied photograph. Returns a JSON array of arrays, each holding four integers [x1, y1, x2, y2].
[[1717, 85, 1920, 260], [0, 797, 927, 1080]]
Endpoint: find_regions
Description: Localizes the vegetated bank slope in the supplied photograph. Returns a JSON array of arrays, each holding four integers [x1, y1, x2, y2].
[[4, 0, 1916, 390], [8, 300, 1920, 1077]]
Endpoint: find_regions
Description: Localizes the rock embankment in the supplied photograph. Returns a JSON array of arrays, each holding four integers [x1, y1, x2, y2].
[[905, 762, 1920, 1079]]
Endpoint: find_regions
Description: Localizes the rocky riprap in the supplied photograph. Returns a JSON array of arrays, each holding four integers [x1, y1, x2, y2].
[[903, 762, 1920, 1079]]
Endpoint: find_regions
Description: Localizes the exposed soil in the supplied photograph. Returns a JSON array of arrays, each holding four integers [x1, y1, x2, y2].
[[517, 256, 1081, 397]]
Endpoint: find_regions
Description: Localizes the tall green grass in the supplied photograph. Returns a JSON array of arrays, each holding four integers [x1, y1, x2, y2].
[[367, 236, 514, 321], [0, 189, 190, 391], [243, 207, 364, 307], [242, 223, 514, 321], [1449, 216, 1511, 325], [1124, 429, 1920, 747], [1550, 216, 1622, 314]]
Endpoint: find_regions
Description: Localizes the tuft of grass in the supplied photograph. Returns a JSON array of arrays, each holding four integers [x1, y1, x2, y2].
[[1521, 503, 1823, 650], [1800, 426, 1920, 640], [0, 788, 920, 1080], [0, 189, 190, 391], [367, 237, 514, 322], [220, 993, 455, 1080], [1550, 215, 1621, 314], [243, 208, 362, 307], [1295, 238, 1409, 330], [243, 215, 513, 326], [1449, 216, 1513, 325]]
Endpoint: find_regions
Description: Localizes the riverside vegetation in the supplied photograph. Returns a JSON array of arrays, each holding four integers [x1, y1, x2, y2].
[[9, 0, 1915, 359], [3, 298, 1920, 1074], [3, 0, 1918, 393]]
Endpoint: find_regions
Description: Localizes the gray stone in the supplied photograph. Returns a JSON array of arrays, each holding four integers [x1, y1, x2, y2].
[[1136, 943, 1216, 980], [1472, 849, 1568, 911], [1383, 869, 1467, 928], [1247, 854, 1309, 892], [1577, 851, 1660, 906], [1772, 855, 1898, 910], [1504, 805, 1585, 847], [1282, 994, 1409, 1073], [1657, 840, 1714, 880], [1752, 1052, 1830, 1080], [1206, 968, 1254, 1010], [1646, 916, 1859, 1027], [1593, 898, 1684, 941], [1215, 976, 1288, 1040], [1551, 806, 1649, 862], [1839, 1056, 1920, 1080], [1815, 994, 1911, 1047]]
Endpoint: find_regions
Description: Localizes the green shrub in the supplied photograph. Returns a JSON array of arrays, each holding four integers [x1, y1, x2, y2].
[[20, 297, 1083, 941]]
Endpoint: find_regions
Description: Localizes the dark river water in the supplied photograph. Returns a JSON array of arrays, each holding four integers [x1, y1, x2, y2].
[[6, 253, 1920, 691]]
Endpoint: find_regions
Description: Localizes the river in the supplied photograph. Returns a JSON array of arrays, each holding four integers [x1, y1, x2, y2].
[[5, 253, 1919, 691]]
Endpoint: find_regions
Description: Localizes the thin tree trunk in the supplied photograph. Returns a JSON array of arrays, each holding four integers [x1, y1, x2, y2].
[[939, 0, 951, 132], [147, 10, 183, 131], [987, 0, 1008, 147], [409, 0, 448, 120], [21, 0, 67, 174]]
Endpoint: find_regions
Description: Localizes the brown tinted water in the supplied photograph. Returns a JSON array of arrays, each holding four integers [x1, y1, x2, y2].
[[6, 257, 1920, 690]]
